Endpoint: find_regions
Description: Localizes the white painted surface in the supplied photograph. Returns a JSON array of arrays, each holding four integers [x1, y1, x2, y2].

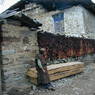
[[64, 6, 86, 37], [82, 7, 95, 39]]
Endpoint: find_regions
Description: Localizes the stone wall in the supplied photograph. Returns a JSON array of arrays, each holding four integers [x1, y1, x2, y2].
[[23, 4, 95, 38], [1, 21, 39, 91], [24, 8, 55, 33], [64, 5, 95, 39], [82, 7, 95, 39], [0, 24, 2, 94], [64, 6, 86, 37], [0, 68, 2, 94]]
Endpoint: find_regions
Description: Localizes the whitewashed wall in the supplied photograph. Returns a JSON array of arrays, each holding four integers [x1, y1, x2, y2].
[[24, 4, 95, 39], [64, 6, 95, 39], [64, 6, 86, 37], [82, 7, 95, 39]]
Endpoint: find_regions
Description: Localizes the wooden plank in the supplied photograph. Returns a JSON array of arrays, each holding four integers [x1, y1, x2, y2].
[[27, 62, 84, 84], [29, 68, 84, 85], [29, 62, 84, 72], [30, 78, 37, 85], [47, 62, 84, 70], [27, 62, 84, 78], [48, 64, 84, 75], [49, 68, 84, 81], [27, 71, 37, 78], [27, 66, 84, 78]]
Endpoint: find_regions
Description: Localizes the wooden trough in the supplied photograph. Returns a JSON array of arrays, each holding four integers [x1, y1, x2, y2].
[[27, 62, 84, 84]]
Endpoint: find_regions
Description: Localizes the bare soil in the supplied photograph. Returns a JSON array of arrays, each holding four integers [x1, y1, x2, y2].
[[5, 63, 95, 95]]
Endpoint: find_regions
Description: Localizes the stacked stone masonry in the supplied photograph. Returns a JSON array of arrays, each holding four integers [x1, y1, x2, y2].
[[23, 4, 95, 39], [82, 7, 95, 39], [64, 6, 86, 37], [0, 69, 1, 94], [1, 22, 39, 91], [64, 6, 95, 39]]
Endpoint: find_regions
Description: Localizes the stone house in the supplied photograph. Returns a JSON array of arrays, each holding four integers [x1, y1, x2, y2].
[[24, 4, 95, 39], [0, 2, 95, 93], [0, 12, 42, 92]]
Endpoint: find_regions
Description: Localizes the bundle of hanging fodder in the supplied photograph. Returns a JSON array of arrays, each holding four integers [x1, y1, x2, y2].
[[27, 62, 84, 84]]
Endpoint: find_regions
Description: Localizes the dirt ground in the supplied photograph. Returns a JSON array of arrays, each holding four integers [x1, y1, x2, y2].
[[5, 63, 95, 95], [29, 63, 95, 95]]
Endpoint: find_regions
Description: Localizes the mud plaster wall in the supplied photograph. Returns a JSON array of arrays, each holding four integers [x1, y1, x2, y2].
[[1, 22, 39, 91]]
